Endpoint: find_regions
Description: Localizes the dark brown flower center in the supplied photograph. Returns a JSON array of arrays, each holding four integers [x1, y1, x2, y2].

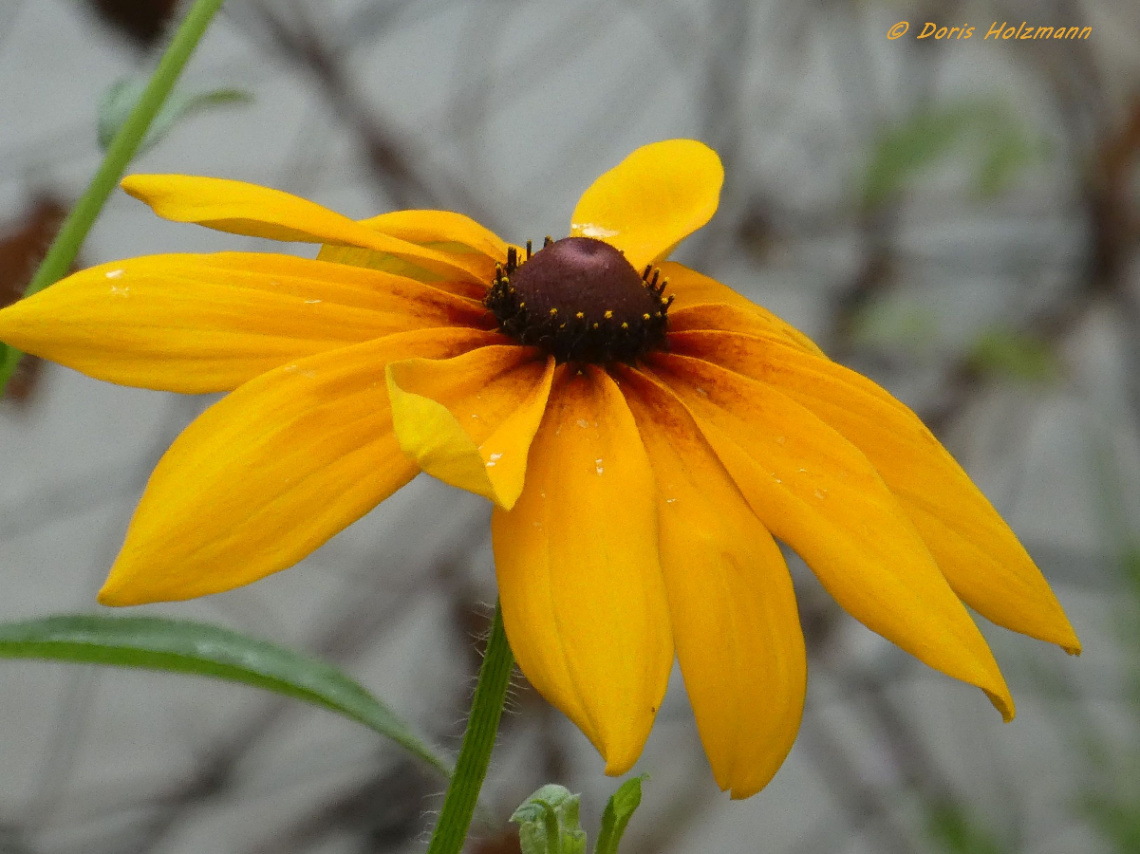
[[484, 236, 672, 364]]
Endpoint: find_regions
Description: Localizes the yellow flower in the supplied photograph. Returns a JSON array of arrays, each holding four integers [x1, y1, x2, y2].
[[0, 140, 1079, 798]]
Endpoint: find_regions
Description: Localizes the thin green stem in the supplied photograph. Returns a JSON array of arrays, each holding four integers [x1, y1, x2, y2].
[[427, 600, 514, 854], [0, 0, 227, 393]]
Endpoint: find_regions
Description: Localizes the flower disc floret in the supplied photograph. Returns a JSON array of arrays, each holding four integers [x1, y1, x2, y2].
[[485, 236, 671, 364]]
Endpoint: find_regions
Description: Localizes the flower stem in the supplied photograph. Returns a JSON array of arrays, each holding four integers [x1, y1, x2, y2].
[[427, 600, 514, 854], [0, 0, 228, 393]]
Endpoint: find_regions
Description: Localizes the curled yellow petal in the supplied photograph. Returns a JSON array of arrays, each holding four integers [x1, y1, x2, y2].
[[386, 347, 554, 509], [492, 367, 673, 774], [570, 140, 723, 270], [122, 174, 486, 282], [619, 366, 806, 798]]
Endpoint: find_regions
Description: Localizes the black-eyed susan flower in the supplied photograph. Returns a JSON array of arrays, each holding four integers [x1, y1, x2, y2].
[[0, 140, 1079, 798]]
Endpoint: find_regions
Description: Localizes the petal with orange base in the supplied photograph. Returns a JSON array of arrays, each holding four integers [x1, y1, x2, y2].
[[492, 367, 673, 775], [670, 328, 1081, 654], [664, 270, 825, 357], [650, 352, 1015, 720], [619, 366, 806, 798]]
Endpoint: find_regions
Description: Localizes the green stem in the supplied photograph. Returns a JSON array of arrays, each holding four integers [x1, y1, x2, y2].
[[0, 0, 227, 393], [427, 600, 514, 854]]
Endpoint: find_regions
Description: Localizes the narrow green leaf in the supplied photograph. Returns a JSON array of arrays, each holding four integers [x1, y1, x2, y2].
[[512, 785, 587, 854], [0, 614, 449, 775], [0, 0, 228, 400], [98, 79, 253, 154], [0, 342, 13, 392], [594, 775, 647, 854]]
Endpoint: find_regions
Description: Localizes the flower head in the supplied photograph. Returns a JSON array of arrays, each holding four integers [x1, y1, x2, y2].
[[0, 140, 1079, 797]]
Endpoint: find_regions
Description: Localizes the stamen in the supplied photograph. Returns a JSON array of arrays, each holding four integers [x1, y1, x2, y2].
[[483, 236, 671, 364]]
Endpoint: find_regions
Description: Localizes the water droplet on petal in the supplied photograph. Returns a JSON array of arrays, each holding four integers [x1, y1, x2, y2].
[[571, 222, 619, 239]]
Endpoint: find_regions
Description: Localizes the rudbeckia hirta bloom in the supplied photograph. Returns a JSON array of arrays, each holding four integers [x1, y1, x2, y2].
[[0, 140, 1078, 798]]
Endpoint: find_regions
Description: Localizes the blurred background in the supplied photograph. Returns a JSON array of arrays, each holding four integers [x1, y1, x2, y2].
[[0, 0, 1138, 852]]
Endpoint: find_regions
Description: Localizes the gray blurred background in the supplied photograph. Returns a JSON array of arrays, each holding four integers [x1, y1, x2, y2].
[[0, 0, 1138, 852]]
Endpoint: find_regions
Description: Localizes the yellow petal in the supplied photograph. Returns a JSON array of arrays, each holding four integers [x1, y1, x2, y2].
[[386, 347, 554, 509], [359, 209, 508, 265], [618, 366, 806, 798], [315, 244, 490, 301], [98, 327, 499, 605], [492, 366, 673, 774], [317, 209, 510, 297], [570, 140, 723, 270], [121, 174, 487, 282], [671, 329, 1080, 653], [0, 253, 487, 393], [649, 352, 1015, 720], [663, 265, 825, 357]]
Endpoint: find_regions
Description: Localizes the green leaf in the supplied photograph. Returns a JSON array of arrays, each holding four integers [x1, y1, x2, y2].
[[594, 775, 647, 854], [511, 785, 587, 854], [0, 614, 449, 775], [926, 804, 1007, 854], [1084, 792, 1140, 851], [98, 79, 253, 154], [849, 299, 941, 355], [967, 328, 1059, 383], [862, 99, 1043, 208]]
